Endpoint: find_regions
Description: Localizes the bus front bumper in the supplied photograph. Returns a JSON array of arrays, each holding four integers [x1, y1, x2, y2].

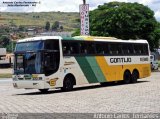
[[12, 80, 52, 89]]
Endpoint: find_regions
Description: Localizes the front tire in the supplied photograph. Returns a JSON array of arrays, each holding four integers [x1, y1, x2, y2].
[[62, 76, 74, 91], [39, 89, 49, 93]]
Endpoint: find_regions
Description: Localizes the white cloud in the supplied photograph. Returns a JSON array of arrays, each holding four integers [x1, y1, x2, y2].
[[0, 0, 159, 21], [139, 0, 153, 5], [155, 10, 160, 21], [88, 0, 128, 10], [33, 0, 82, 12]]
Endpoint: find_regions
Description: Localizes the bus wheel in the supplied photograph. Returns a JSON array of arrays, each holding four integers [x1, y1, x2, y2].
[[131, 70, 139, 83], [62, 76, 74, 91], [123, 71, 131, 84], [39, 89, 49, 93]]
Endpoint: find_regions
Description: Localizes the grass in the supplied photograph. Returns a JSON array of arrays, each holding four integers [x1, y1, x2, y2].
[[158, 60, 160, 67], [0, 73, 12, 78]]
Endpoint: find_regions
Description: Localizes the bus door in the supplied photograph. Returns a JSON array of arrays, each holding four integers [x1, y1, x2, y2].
[[43, 50, 60, 76]]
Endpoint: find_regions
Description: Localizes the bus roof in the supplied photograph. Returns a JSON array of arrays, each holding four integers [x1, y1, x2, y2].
[[17, 36, 63, 43], [73, 36, 148, 44], [17, 35, 148, 44]]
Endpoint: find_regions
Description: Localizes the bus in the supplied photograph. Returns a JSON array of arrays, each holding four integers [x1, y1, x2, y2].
[[13, 36, 151, 92]]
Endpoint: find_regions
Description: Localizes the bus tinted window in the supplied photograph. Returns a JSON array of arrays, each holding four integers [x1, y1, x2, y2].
[[79, 42, 95, 55], [87, 42, 95, 54], [80, 42, 88, 54], [95, 42, 109, 55], [70, 42, 79, 54], [122, 43, 134, 55], [96, 43, 105, 54], [143, 44, 149, 55], [62, 40, 149, 56], [45, 40, 59, 51], [62, 41, 79, 55], [62, 41, 71, 55], [117, 44, 122, 55], [134, 44, 144, 54], [109, 43, 122, 55]]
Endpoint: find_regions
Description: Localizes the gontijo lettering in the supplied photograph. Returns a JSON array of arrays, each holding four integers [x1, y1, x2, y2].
[[110, 57, 131, 63]]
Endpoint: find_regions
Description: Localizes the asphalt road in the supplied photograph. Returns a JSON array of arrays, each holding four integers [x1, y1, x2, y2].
[[0, 71, 159, 113]]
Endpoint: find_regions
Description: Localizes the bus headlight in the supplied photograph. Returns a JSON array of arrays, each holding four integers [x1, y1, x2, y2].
[[32, 77, 43, 80]]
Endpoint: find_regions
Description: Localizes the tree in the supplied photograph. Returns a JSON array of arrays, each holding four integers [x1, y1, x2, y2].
[[9, 19, 16, 26], [19, 25, 26, 32], [0, 35, 10, 47], [6, 41, 16, 53], [72, 29, 80, 36], [90, 2, 158, 50], [60, 25, 63, 31], [45, 21, 50, 31], [52, 21, 60, 31]]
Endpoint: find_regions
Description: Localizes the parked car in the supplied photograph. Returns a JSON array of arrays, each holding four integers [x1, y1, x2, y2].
[[150, 54, 159, 70], [0, 48, 13, 68]]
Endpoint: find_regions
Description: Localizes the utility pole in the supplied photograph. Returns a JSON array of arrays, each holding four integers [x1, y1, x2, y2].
[[83, 0, 86, 4]]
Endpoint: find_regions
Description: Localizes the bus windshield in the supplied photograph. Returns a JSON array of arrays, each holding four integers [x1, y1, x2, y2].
[[15, 41, 44, 51], [14, 41, 44, 74], [14, 52, 42, 74], [14, 40, 60, 75]]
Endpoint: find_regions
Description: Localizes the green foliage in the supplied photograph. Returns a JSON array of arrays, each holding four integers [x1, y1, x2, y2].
[[52, 21, 60, 31], [72, 29, 80, 36], [45, 21, 50, 31], [19, 25, 26, 32], [90, 2, 159, 50], [0, 35, 16, 52], [9, 19, 16, 26], [0, 27, 10, 34], [0, 36, 10, 47], [6, 41, 16, 53], [60, 26, 64, 31], [75, 18, 80, 22]]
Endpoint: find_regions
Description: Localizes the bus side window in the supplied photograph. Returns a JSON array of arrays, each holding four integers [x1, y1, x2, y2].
[[110, 44, 119, 55], [104, 43, 109, 55], [117, 44, 122, 55], [95, 43, 105, 55], [80, 42, 87, 54], [134, 44, 143, 55], [128, 44, 134, 54], [122, 43, 133, 55], [70, 42, 79, 55], [142, 44, 148, 55], [62, 41, 71, 55], [108, 44, 112, 55], [45, 40, 59, 51], [87, 42, 95, 54]]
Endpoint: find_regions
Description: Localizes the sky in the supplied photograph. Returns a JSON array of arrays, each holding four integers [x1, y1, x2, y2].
[[0, 0, 160, 21]]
